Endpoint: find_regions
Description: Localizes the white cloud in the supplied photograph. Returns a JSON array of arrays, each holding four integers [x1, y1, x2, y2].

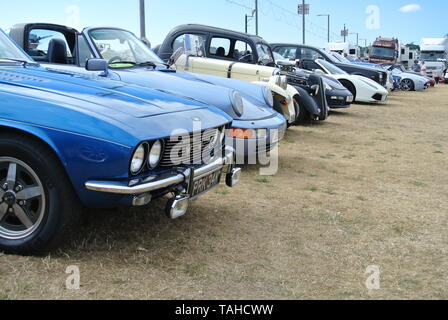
[[399, 4, 421, 13]]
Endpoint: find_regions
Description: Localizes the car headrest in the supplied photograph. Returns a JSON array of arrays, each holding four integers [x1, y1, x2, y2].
[[216, 47, 225, 57], [47, 38, 67, 64]]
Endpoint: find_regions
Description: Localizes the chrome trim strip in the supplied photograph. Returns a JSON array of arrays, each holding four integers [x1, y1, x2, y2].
[[85, 147, 235, 195]]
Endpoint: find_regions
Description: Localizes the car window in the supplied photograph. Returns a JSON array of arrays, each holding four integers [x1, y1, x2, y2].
[[89, 29, 163, 66], [273, 46, 298, 60], [210, 37, 231, 57], [78, 35, 94, 67], [256, 44, 275, 66], [234, 40, 253, 62], [317, 59, 347, 75], [0, 30, 32, 62], [301, 60, 324, 72], [173, 33, 206, 54], [27, 29, 72, 62], [299, 48, 324, 61]]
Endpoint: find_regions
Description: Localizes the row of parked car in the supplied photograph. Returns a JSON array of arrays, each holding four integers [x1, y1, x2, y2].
[[0, 23, 436, 255]]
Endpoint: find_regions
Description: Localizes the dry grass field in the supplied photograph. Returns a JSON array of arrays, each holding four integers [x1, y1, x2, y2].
[[1, 85, 447, 300]]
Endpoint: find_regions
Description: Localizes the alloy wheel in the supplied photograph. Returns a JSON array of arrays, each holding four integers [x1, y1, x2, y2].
[[0, 157, 46, 240], [401, 79, 413, 91]]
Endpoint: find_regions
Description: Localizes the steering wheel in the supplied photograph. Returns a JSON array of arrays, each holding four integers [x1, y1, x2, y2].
[[108, 56, 123, 64], [238, 54, 252, 62]]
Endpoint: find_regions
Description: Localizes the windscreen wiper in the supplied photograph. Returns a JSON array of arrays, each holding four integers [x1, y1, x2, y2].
[[135, 61, 158, 68]]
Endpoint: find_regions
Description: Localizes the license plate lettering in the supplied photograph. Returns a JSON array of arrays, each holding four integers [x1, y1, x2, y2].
[[191, 171, 221, 197]]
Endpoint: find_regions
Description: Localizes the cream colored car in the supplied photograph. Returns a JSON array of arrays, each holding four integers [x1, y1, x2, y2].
[[170, 41, 299, 126]]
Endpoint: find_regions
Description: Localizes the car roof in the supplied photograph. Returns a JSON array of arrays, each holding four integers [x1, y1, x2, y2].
[[167, 24, 268, 44], [270, 43, 324, 51]]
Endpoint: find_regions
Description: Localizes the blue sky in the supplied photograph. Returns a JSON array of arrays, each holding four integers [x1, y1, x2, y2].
[[1, 0, 446, 48]]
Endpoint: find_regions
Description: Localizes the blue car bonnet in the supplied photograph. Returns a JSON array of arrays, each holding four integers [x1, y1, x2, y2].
[[0, 64, 232, 144], [111, 67, 279, 121]]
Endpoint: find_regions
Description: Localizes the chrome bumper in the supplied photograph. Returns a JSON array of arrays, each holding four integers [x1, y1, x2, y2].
[[85, 146, 236, 195]]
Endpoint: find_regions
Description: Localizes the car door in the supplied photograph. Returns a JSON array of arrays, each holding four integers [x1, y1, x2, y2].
[[206, 35, 263, 82]]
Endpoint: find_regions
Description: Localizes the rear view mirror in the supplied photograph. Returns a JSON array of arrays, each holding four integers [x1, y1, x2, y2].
[[86, 59, 109, 76]]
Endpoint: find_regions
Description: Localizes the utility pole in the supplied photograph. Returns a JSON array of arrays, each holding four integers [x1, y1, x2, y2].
[[255, 0, 259, 36], [359, 38, 368, 58], [302, 0, 305, 44], [317, 14, 330, 43], [360, 38, 368, 48], [139, 0, 150, 46], [245, 10, 255, 34], [350, 32, 359, 46], [298, 2, 310, 44], [341, 24, 348, 42]]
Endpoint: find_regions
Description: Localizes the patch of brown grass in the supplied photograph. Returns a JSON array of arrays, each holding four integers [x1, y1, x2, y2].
[[1, 86, 448, 300]]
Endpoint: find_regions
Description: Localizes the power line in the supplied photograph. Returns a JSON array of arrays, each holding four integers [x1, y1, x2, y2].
[[225, 0, 334, 42], [225, 0, 253, 10]]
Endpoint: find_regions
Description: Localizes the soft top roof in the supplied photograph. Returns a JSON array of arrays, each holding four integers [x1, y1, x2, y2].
[[167, 24, 269, 45]]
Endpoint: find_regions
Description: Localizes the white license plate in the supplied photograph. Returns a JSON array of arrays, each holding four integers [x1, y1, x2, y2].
[[191, 171, 221, 198]]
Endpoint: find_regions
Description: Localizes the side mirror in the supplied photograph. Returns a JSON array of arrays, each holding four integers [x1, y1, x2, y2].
[[86, 59, 109, 76]]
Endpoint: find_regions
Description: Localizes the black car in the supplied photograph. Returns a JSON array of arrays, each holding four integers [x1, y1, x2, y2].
[[270, 43, 388, 88], [155, 24, 329, 123], [280, 62, 353, 109]]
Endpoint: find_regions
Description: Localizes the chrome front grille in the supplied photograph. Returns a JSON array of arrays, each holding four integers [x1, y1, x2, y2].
[[161, 128, 221, 167]]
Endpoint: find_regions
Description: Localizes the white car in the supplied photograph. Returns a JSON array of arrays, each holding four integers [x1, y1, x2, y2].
[[301, 59, 389, 103], [330, 52, 394, 92], [382, 64, 430, 91], [170, 36, 299, 125]]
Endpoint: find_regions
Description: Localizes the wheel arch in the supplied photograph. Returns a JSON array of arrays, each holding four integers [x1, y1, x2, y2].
[[338, 79, 357, 98], [0, 123, 68, 171], [293, 86, 319, 115]]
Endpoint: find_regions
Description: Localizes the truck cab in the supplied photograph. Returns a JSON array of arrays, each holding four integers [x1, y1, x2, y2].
[[369, 37, 399, 64], [420, 37, 448, 82], [326, 42, 360, 58]]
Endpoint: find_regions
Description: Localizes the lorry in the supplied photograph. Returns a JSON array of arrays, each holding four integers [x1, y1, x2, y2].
[[399, 45, 419, 68], [369, 37, 399, 64], [326, 42, 360, 58], [420, 37, 448, 83]]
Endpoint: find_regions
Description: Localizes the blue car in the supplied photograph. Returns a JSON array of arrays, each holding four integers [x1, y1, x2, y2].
[[9, 24, 287, 162], [0, 29, 241, 255]]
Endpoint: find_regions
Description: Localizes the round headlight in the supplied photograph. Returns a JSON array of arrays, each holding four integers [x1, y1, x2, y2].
[[131, 143, 147, 174], [229, 90, 244, 116], [148, 140, 163, 169], [262, 87, 274, 107]]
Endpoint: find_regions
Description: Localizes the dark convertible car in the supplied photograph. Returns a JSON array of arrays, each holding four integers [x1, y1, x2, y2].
[[155, 24, 330, 123], [270, 43, 389, 88]]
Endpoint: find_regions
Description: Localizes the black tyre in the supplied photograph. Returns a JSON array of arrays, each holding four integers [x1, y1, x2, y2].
[[294, 98, 311, 124], [0, 133, 81, 255], [339, 80, 357, 101], [400, 78, 415, 91]]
